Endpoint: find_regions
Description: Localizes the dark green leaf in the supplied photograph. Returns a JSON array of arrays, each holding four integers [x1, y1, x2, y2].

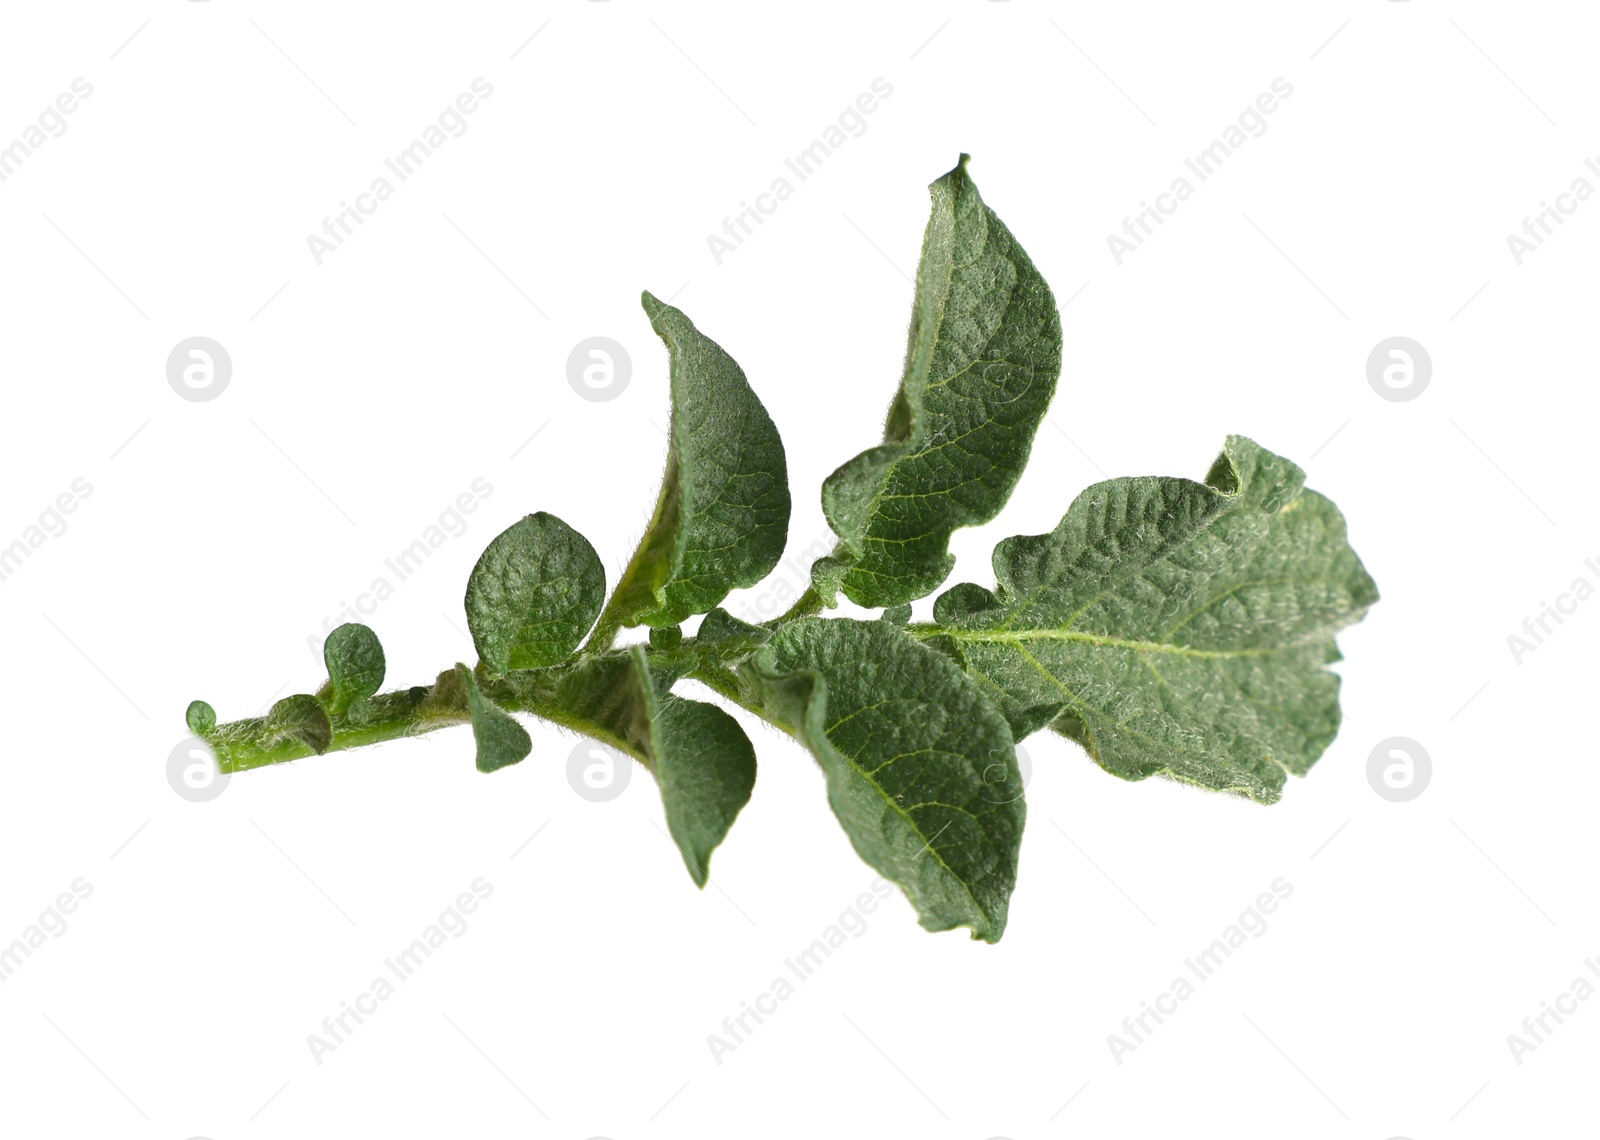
[[880, 604, 913, 626], [639, 651, 757, 888], [512, 646, 756, 886], [516, 653, 656, 761], [265, 694, 333, 754], [456, 664, 533, 773], [649, 626, 684, 650], [926, 435, 1378, 804], [466, 512, 606, 672], [813, 154, 1062, 609], [694, 607, 771, 652], [746, 617, 1023, 942], [322, 623, 385, 716], [594, 294, 790, 637]]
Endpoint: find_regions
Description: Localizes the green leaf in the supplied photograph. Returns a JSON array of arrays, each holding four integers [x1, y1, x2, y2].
[[746, 617, 1023, 942], [813, 154, 1062, 609], [456, 664, 532, 773], [321, 623, 385, 716], [649, 625, 684, 650], [466, 512, 606, 672], [513, 652, 658, 762], [880, 604, 913, 626], [694, 607, 771, 653], [418, 666, 472, 722], [642, 658, 758, 888], [512, 646, 756, 886], [593, 294, 790, 639], [186, 699, 216, 736], [926, 435, 1379, 804], [265, 694, 333, 755]]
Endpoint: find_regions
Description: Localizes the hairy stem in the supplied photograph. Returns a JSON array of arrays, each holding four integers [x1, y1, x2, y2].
[[199, 640, 797, 774], [765, 585, 825, 628], [206, 686, 473, 773], [581, 614, 623, 656]]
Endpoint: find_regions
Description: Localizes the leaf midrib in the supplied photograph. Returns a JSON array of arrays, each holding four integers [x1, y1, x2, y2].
[[917, 626, 1278, 660], [764, 632, 1004, 937]]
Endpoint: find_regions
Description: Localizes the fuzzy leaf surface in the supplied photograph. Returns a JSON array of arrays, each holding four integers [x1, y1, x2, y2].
[[466, 512, 605, 672], [512, 647, 755, 886], [926, 436, 1378, 804], [814, 154, 1061, 608], [457, 664, 533, 773], [265, 694, 332, 755], [746, 617, 1023, 942], [322, 623, 385, 716], [637, 649, 758, 888], [598, 294, 790, 633]]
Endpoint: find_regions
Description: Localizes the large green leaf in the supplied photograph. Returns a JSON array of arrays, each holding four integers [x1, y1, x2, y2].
[[813, 154, 1062, 609], [593, 294, 790, 639], [925, 436, 1378, 804], [746, 617, 1023, 942], [466, 512, 606, 673], [513, 646, 755, 886]]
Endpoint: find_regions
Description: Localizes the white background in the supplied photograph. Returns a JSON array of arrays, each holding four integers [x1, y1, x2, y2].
[[0, 2, 1593, 1136]]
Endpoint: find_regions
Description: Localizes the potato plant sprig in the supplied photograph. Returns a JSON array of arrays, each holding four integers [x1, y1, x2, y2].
[[188, 156, 1377, 942]]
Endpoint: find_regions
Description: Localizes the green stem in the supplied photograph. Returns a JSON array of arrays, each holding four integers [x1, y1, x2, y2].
[[205, 685, 475, 773], [581, 613, 622, 656], [764, 585, 825, 628], [202, 614, 811, 774]]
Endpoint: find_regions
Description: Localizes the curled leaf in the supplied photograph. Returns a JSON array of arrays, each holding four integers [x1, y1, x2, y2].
[[593, 294, 790, 639], [814, 154, 1062, 608]]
